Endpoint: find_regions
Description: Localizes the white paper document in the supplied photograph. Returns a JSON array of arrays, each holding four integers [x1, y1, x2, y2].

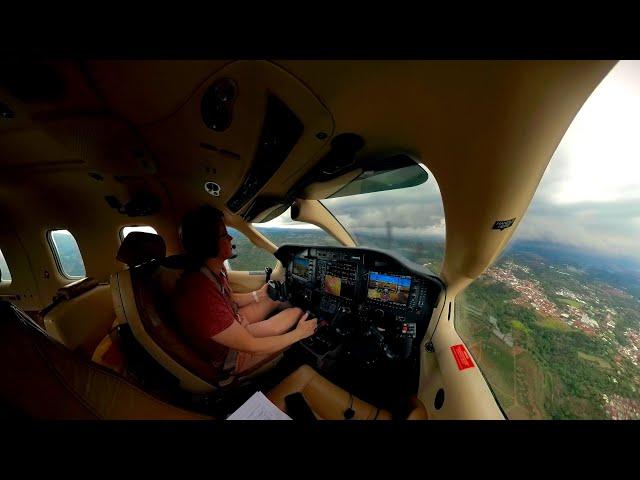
[[226, 391, 292, 420]]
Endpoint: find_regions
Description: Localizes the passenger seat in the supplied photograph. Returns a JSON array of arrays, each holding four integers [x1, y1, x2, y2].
[[42, 277, 114, 357]]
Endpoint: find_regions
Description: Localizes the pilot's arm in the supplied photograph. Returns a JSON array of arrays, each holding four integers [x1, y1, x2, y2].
[[232, 283, 270, 307], [212, 311, 316, 355]]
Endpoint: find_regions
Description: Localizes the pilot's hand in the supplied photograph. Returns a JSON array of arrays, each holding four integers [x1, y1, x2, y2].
[[295, 312, 318, 340], [257, 283, 270, 300]]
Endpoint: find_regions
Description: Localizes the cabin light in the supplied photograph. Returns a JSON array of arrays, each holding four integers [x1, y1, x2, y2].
[[0, 101, 15, 119]]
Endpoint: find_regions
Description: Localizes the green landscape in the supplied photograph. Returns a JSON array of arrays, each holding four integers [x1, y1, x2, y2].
[[456, 245, 640, 419]]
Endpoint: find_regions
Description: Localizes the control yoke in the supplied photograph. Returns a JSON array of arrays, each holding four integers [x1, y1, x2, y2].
[[264, 266, 273, 283], [265, 266, 289, 302]]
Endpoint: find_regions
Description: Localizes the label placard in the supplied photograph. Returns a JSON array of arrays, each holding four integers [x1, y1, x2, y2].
[[493, 218, 516, 231], [451, 344, 475, 370]]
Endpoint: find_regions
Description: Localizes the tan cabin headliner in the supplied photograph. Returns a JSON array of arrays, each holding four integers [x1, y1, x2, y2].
[[0, 60, 616, 305]]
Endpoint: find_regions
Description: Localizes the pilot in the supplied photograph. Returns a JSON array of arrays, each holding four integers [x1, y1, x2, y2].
[[173, 205, 317, 378]]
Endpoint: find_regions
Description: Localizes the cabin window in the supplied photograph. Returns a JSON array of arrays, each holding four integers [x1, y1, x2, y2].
[[226, 228, 277, 272], [48, 230, 86, 279], [120, 225, 159, 241], [0, 248, 12, 284], [456, 60, 640, 420]]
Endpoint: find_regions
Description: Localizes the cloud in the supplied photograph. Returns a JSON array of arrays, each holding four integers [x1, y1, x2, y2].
[[513, 199, 640, 261]]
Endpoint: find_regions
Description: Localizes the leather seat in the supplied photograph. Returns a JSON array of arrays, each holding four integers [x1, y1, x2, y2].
[[42, 277, 115, 357], [0, 300, 209, 419], [267, 365, 393, 420], [111, 232, 222, 393], [111, 232, 280, 394]]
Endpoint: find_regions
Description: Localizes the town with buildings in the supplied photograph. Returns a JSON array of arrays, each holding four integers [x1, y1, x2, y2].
[[479, 258, 640, 419]]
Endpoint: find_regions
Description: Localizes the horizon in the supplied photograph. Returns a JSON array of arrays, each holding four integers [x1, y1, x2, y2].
[[252, 224, 640, 274]]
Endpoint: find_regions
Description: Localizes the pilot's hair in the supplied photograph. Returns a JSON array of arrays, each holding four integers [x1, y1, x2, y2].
[[179, 205, 225, 265]]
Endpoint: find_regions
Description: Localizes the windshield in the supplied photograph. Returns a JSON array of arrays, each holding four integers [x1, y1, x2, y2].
[[321, 165, 445, 274]]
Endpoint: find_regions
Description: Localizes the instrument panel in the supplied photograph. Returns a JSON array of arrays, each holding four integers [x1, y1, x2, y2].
[[275, 244, 445, 411], [276, 245, 443, 345]]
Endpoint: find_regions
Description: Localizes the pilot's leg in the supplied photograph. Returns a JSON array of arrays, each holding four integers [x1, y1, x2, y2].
[[244, 307, 303, 338]]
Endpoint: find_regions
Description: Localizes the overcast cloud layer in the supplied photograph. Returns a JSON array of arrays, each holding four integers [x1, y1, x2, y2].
[[262, 61, 640, 265]]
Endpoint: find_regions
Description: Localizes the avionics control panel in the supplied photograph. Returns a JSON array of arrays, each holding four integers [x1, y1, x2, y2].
[[277, 245, 443, 342]]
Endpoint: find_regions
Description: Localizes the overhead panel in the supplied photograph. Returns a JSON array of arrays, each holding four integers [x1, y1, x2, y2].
[[138, 60, 334, 216]]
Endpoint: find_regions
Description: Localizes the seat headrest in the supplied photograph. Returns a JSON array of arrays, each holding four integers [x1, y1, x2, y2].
[[117, 232, 166, 267]]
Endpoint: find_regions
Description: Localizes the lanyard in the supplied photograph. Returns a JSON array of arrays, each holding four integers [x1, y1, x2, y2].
[[200, 266, 239, 315]]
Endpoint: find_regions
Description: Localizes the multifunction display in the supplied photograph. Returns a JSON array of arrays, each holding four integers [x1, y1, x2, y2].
[[292, 257, 310, 281], [323, 275, 342, 296], [367, 272, 412, 306], [321, 262, 357, 299]]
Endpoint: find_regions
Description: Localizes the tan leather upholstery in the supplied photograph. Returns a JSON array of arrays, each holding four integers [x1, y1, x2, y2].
[[111, 233, 221, 392], [267, 365, 392, 420], [44, 283, 115, 356], [91, 318, 126, 374], [112, 266, 220, 393], [112, 232, 283, 394], [50, 277, 99, 302], [0, 301, 210, 419], [113, 261, 282, 393], [407, 397, 429, 420]]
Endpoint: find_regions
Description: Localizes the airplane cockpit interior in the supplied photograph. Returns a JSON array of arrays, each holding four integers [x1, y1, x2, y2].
[[0, 59, 617, 420]]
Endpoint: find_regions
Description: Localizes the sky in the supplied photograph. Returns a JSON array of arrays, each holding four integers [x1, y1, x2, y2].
[[259, 61, 640, 264]]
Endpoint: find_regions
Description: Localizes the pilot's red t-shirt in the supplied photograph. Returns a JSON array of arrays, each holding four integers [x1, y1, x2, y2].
[[173, 269, 237, 370]]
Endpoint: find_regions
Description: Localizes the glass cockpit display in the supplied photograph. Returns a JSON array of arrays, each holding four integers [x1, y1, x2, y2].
[[323, 275, 342, 297], [367, 272, 412, 306], [292, 257, 310, 281]]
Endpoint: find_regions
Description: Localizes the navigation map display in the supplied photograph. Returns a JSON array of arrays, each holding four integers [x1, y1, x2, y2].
[[323, 275, 342, 297], [367, 272, 411, 306], [292, 258, 310, 280]]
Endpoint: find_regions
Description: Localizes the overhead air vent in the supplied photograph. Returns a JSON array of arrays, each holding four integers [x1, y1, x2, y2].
[[227, 94, 303, 213]]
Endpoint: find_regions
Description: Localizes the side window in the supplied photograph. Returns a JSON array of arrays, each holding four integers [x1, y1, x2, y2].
[[0, 248, 12, 284], [120, 225, 159, 240], [226, 228, 276, 272], [456, 61, 640, 420], [48, 230, 86, 279]]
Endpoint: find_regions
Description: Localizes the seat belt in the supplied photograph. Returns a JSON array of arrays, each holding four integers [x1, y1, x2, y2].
[[199, 266, 241, 384]]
